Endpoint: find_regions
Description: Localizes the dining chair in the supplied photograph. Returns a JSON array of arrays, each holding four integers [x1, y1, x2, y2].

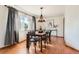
[[41, 31, 49, 48], [48, 30, 52, 43], [26, 31, 40, 53]]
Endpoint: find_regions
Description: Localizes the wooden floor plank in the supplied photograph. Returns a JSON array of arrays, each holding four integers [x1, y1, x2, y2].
[[0, 37, 79, 54]]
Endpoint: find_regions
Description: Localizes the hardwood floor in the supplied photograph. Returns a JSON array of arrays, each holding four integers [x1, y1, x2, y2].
[[0, 36, 79, 54]]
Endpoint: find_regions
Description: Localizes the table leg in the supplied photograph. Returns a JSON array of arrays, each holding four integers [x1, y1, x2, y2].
[[49, 34, 51, 43], [40, 36, 42, 52]]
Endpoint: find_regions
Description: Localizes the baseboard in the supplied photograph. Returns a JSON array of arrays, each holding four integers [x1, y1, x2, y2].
[[0, 43, 17, 49], [18, 39, 26, 43], [0, 39, 26, 49], [64, 40, 79, 52], [65, 44, 79, 52], [51, 35, 64, 38]]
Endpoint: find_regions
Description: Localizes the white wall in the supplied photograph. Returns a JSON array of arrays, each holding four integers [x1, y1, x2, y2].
[[0, 6, 8, 48], [65, 6, 79, 50], [36, 16, 64, 37]]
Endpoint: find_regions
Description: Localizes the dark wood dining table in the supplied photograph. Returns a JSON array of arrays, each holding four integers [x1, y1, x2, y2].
[[35, 31, 46, 52]]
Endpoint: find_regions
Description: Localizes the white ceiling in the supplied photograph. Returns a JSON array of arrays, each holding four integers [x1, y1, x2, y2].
[[14, 5, 65, 17]]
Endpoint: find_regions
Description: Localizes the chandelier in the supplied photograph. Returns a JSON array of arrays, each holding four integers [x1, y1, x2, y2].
[[38, 7, 45, 22]]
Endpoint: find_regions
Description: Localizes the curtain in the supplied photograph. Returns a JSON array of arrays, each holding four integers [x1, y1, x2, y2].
[[5, 7, 18, 46], [32, 16, 36, 31]]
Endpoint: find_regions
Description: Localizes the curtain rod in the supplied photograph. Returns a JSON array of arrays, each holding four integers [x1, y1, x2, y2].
[[4, 5, 33, 17]]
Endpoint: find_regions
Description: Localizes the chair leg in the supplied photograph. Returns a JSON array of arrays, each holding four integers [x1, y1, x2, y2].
[[49, 37, 51, 44], [26, 42, 30, 53], [34, 42, 37, 53], [38, 41, 41, 48], [27, 47, 29, 53], [46, 38, 49, 44], [44, 40, 46, 48]]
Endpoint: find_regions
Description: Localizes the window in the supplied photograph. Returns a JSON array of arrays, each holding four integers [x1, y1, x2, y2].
[[19, 12, 34, 32]]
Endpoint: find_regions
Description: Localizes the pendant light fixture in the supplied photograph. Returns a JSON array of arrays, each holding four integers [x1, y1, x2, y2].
[[38, 7, 45, 22]]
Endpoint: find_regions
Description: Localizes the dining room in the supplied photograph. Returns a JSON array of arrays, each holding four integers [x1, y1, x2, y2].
[[16, 5, 65, 53], [0, 5, 79, 54]]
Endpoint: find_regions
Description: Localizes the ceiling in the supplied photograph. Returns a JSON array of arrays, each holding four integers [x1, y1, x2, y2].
[[13, 5, 65, 17]]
